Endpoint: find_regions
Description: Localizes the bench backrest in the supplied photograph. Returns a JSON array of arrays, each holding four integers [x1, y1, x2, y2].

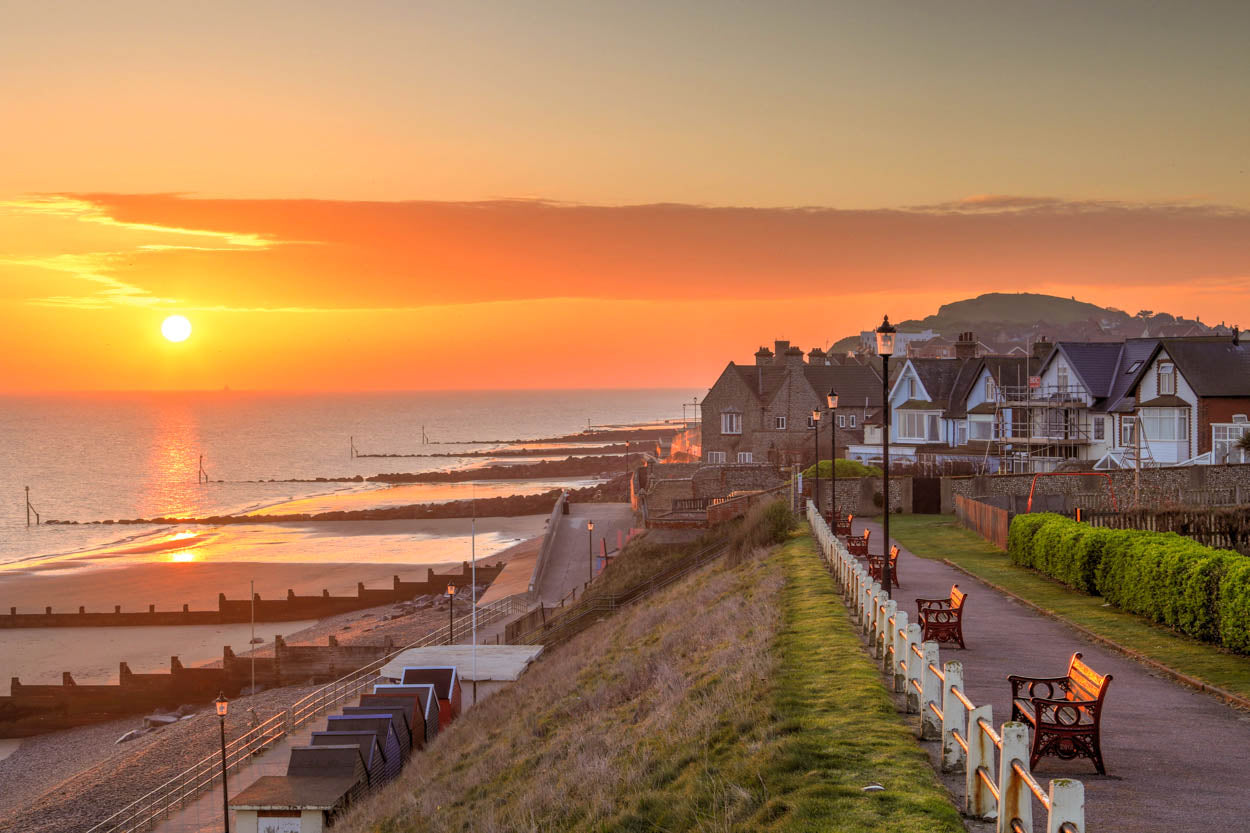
[[862, 528, 870, 542], [949, 585, 965, 609], [1065, 653, 1109, 703], [889, 545, 899, 562]]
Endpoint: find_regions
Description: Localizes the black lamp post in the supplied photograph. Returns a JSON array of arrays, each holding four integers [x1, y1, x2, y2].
[[587, 520, 595, 583], [827, 388, 839, 519], [446, 583, 456, 644], [215, 692, 230, 833], [876, 316, 897, 596], [811, 407, 821, 516]]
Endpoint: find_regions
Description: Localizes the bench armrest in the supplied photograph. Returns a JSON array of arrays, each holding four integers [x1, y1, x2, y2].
[[1009, 674, 1070, 700]]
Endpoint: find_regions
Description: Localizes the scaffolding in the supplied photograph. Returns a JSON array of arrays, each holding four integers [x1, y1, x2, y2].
[[979, 379, 1097, 474]]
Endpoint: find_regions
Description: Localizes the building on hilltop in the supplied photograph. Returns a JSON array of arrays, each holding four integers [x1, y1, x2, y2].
[[700, 339, 884, 468]]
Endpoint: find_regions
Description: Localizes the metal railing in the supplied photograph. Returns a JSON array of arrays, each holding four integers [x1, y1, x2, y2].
[[808, 503, 1085, 833], [85, 594, 527, 833]]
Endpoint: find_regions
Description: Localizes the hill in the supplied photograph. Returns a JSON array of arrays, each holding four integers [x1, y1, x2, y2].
[[831, 291, 1224, 354]]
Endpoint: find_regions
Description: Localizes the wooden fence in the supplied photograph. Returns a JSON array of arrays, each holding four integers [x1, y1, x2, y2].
[[1082, 506, 1250, 554], [808, 504, 1086, 833], [954, 495, 1009, 550]]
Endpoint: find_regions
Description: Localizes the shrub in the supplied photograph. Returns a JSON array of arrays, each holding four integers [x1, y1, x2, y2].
[[1010, 512, 1250, 652], [727, 499, 795, 563], [801, 459, 883, 479]]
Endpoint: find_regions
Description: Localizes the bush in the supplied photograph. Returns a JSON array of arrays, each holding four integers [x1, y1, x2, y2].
[[1008, 513, 1250, 651], [801, 459, 883, 479], [727, 499, 796, 563]]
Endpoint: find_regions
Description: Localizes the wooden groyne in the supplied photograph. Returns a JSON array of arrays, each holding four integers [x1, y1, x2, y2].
[[0, 563, 504, 629]]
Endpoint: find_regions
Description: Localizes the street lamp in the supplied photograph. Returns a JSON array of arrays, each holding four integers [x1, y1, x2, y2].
[[587, 520, 595, 583], [215, 693, 230, 833], [446, 584, 456, 645], [811, 408, 822, 518], [827, 389, 839, 519], [876, 316, 897, 596]]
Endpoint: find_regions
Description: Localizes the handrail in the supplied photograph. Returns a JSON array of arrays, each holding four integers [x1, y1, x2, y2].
[[805, 501, 1086, 833], [85, 594, 525, 833]]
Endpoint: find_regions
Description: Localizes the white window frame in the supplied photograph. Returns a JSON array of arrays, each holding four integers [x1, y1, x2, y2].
[[849, 414, 856, 428], [898, 410, 940, 442], [1057, 364, 1070, 392], [1139, 408, 1188, 443], [706, 451, 727, 463], [985, 377, 996, 401], [1214, 423, 1250, 464], [838, 414, 845, 428], [720, 411, 742, 435], [1158, 361, 1176, 396], [1121, 416, 1136, 447], [907, 378, 917, 399], [807, 415, 815, 428], [1093, 416, 1105, 441], [774, 415, 786, 430], [737, 451, 753, 463]]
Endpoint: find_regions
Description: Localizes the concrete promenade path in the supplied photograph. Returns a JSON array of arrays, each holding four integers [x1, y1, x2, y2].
[[533, 502, 634, 605], [853, 517, 1250, 832]]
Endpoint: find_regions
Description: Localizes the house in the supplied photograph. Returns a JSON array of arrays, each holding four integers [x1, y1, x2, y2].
[[700, 340, 883, 467]]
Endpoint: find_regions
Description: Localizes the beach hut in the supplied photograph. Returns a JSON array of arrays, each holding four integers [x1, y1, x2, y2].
[[338, 705, 413, 762], [309, 731, 386, 786], [231, 745, 368, 833], [373, 683, 440, 747], [399, 666, 462, 727], [357, 693, 425, 750], [324, 715, 404, 782]]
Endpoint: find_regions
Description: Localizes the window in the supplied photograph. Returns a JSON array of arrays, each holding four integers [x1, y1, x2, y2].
[[969, 419, 992, 441], [838, 414, 846, 428], [774, 416, 786, 430], [706, 451, 727, 463], [1158, 361, 1176, 396], [849, 414, 857, 428], [1057, 364, 1070, 392], [1214, 423, 1250, 463], [907, 378, 917, 399], [1126, 360, 1142, 374], [898, 411, 939, 441], [985, 377, 996, 401], [955, 420, 967, 445], [1094, 417, 1105, 441], [720, 412, 742, 434], [807, 414, 815, 428], [1121, 416, 1136, 447], [1139, 408, 1188, 442], [737, 451, 753, 463]]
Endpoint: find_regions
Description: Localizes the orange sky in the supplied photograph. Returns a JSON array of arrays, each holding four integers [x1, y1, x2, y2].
[[2, 193, 1248, 391], [3, 3, 1249, 390]]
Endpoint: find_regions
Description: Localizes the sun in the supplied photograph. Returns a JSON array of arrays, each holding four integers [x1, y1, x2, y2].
[[161, 315, 192, 343]]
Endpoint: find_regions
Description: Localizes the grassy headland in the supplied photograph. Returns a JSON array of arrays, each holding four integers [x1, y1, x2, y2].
[[335, 518, 962, 832], [884, 514, 1250, 701]]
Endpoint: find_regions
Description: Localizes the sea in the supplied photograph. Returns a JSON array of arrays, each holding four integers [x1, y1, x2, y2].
[[0, 389, 696, 566]]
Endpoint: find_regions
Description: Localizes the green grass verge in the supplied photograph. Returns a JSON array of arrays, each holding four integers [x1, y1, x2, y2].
[[884, 514, 1250, 700], [757, 526, 964, 832]]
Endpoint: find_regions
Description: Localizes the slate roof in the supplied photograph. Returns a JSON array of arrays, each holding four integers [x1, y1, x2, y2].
[[905, 359, 966, 407], [1052, 342, 1124, 399], [230, 775, 358, 810], [1138, 394, 1191, 408], [286, 744, 367, 779], [1103, 338, 1159, 413], [1156, 338, 1250, 396], [803, 364, 885, 410]]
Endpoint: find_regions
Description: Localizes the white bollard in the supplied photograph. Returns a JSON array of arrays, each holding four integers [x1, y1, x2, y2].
[[904, 623, 923, 712], [941, 660, 964, 771], [996, 722, 1032, 833], [1047, 779, 1085, 833], [965, 704, 996, 819], [881, 600, 897, 666], [919, 641, 942, 740], [891, 610, 910, 692]]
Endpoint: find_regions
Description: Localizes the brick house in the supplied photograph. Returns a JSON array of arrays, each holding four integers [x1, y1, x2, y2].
[[701, 340, 884, 467]]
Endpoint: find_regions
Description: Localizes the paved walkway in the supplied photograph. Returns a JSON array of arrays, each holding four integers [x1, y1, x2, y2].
[[534, 502, 634, 604], [853, 518, 1250, 832]]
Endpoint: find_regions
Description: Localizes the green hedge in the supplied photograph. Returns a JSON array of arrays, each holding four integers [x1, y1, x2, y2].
[[1007, 513, 1249, 652], [801, 459, 883, 479]]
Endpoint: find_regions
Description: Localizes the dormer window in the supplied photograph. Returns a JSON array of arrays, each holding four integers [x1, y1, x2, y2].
[[907, 378, 917, 399], [985, 377, 996, 401], [1158, 361, 1176, 395]]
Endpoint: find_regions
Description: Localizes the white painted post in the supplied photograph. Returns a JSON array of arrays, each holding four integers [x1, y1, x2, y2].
[[1047, 779, 1085, 833], [965, 705, 996, 819], [881, 600, 897, 666], [891, 610, 910, 692], [942, 660, 964, 772], [904, 623, 923, 712], [919, 641, 942, 739], [996, 722, 1032, 833]]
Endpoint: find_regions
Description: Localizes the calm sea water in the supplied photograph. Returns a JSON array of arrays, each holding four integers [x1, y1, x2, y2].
[[0, 389, 694, 564]]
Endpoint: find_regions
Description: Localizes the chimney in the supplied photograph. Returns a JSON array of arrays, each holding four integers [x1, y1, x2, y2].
[[1033, 336, 1052, 361], [755, 346, 774, 366], [784, 345, 806, 368], [774, 340, 790, 359], [1234, 327, 1240, 346], [955, 331, 977, 360], [808, 347, 827, 366]]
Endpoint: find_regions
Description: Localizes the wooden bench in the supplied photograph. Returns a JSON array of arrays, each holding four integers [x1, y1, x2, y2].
[[916, 585, 966, 648], [845, 527, 870, 557], [867, 544, 901, 588], [833, 513, 854, 537], [1008, 652, 1112, 774]]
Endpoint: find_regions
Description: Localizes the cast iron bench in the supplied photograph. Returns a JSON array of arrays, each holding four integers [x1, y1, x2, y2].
[[845, 528, 870, 557], [916, 584, 966, 648], [833, 513, 854, 536], [867, 544, 901, 588], [1008, 652, 1112, 774]]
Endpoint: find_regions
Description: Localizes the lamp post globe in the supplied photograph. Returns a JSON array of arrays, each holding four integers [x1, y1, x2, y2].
[[875, 316, 896, 596], [827, 389, 839, 519]]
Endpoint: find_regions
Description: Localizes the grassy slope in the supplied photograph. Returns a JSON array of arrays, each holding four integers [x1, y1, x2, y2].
[[886, 514, 1250, 699], [335, 526, 961, 833]]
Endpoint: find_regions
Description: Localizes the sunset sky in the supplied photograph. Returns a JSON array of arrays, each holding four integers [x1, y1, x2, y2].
[[3, 1, 1249, 391]]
